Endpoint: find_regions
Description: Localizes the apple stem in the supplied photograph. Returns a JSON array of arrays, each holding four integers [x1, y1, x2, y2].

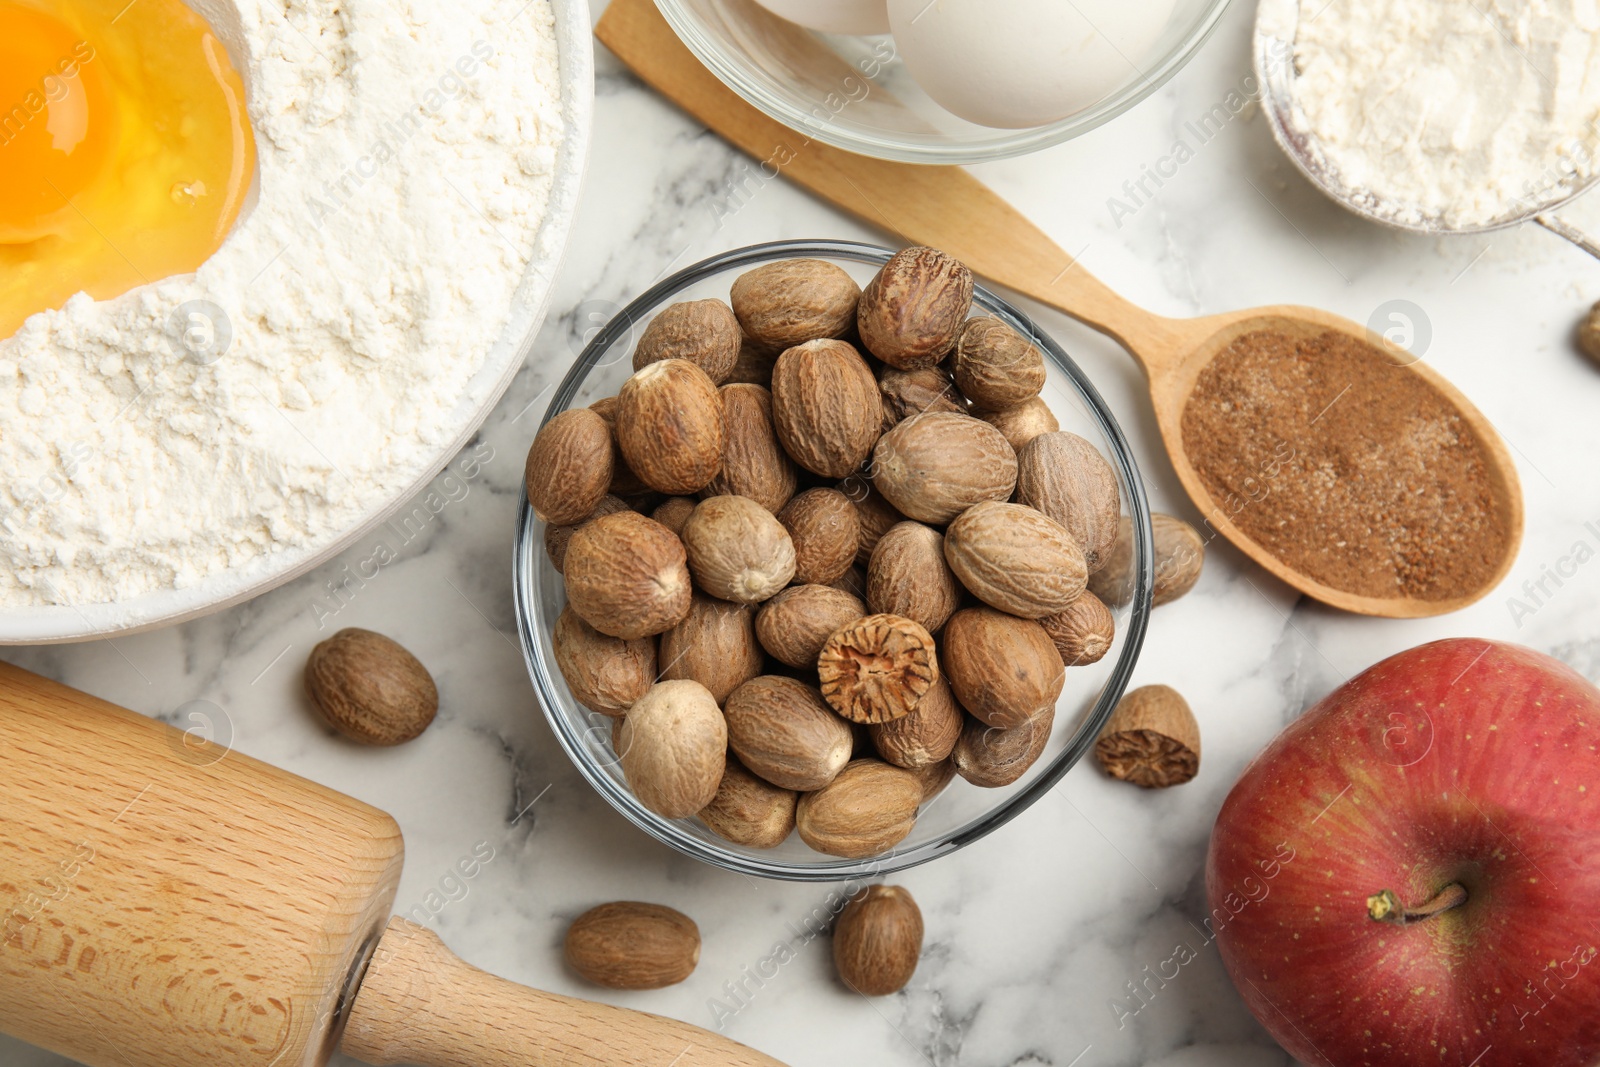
[[1366, 883, 1468, 926]]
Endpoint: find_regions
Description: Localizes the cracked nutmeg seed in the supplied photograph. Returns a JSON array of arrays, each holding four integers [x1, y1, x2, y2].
[[817, 613, 938, 724], [1094, 684, 1201, 788]]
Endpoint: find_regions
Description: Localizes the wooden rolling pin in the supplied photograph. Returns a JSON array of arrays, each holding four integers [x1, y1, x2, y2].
[[0, 662, 784, 1067]]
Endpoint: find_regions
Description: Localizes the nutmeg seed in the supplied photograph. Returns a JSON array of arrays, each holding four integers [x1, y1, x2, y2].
[[869, 674, 962, 770], [698, 757, 798, 849], [659, 593, 764, 704], [1094, 684, 1201, 788], [731, 259, 861, 350], [755, 584, 867, 670], [818, 613, 939, 725], [680, 495, 797, 604], [866, 521, 962, 635], [871, 412, 1016, 525], [616, 359, 726, 495], [778, 487, 861, 586], [700, 383, 797, 513], [525, 408, 615, 526], [833, 885, 923, 996], [980, 396, 1060, 453], [1088, 513, 1206, 608], [943, 501, 1087, 619], [305, 628, 438, 746], [1039, 592, 1115, 667], [1015, 432, 1121, 574], [953, 705, 1055, 788], [564, 902, 701, 990], [940, 608, 1064, 729], [952, 316, 1046, 412], [796, 759, 922, 858], [857, 247, 974, 370], [545, 494, 631, 574], [724, 676, 854, 792], [837, 475, 906, 567], [553, 606, 656, 717], [564, 511, 693, 639], [770, 339, 882, 479], [633, 299, 742, 383], [618, 680, 727, 818]]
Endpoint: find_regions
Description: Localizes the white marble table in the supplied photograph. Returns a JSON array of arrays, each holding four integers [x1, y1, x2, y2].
[[8, 1, 1600, 1064]]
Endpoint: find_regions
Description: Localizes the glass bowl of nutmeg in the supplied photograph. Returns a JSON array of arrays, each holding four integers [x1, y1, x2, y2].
[[513, 240, 1154, 881]]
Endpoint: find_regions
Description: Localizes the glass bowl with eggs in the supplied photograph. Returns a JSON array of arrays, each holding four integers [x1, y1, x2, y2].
[[653, 0, 1236, 164], [512, 240, 1155, 880]]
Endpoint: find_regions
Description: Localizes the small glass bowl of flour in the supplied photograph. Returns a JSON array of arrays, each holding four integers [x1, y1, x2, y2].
[[1255, 0, 1600, 242]]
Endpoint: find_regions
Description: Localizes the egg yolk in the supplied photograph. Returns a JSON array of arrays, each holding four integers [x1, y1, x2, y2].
[[0, 0, 256, 340]]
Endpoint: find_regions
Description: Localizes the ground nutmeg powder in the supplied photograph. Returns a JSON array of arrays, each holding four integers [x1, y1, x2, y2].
[[1179, 329, 1511, 602]]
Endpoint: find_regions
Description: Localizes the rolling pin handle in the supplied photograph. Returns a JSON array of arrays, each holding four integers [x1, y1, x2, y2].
[[340, 917, 788, 1067]]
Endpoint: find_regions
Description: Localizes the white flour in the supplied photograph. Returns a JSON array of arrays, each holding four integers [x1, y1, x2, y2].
[[0, 0, 564, 607], [1284, 0, 1600, 227]]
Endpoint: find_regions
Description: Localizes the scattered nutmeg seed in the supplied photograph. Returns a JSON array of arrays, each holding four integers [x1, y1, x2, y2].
[[619, 680, 728, 818], [305, 628, 438, 746], [1095, 684, 1201, 788], [833, 885, 923, 996], [1578, 299, 1600, 366], [818, 613, 940, 725], [632, 299, 741, 383], [525, 408, 615, 526], [564, 902, 701, 990]]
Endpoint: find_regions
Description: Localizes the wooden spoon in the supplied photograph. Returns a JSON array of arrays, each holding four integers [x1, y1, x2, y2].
[[596, 0, 1524, 619]]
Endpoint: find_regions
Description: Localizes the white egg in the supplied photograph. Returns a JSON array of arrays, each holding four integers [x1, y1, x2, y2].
[[751, 0, 891, 35], [888, 0, 1178, 128]]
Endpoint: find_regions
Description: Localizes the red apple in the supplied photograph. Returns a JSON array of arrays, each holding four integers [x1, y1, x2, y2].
[[1208, 639, 1600, 1067]]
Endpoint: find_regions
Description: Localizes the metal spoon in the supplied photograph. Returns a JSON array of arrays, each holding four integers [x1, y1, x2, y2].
[[1253, 0, 1600, 260]]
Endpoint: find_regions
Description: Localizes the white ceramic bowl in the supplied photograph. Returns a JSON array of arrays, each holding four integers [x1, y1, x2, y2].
[[0, 0, 594, 644]]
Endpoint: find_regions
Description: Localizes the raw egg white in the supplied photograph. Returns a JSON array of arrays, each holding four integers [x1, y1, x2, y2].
[[751, 0, 890, 36], [0, 0, 255, 340], [889, 0, 1177, 128]]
